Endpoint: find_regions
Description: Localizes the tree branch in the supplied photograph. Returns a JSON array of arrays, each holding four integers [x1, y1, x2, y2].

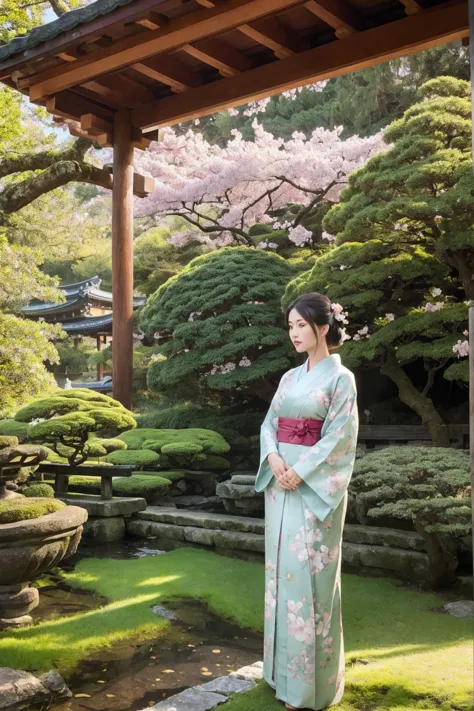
[[0, 161, 113, 222], [49, 0, 72, 17], [0, 137, 91, 179]]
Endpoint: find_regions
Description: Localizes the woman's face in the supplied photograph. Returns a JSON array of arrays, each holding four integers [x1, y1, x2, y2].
[[288, 308, 320, 353]]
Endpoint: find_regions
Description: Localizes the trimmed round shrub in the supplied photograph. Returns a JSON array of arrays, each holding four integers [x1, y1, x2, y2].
[[161, 442, 204, 455], [23, 483, 55, 498], [350, 446, 471, 588], [85, 438, 127, 458], [17, 390, 136, 466], [0, 420, 28, 441], [105, 449, 160, 468], [0, 498, 66, 524]]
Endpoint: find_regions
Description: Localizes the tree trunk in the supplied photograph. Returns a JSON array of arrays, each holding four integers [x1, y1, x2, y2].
[[380, 350, 450, 447], [445, 249, 474, 300], [49, 0, 71, 17], [415, 523, 458, 589]]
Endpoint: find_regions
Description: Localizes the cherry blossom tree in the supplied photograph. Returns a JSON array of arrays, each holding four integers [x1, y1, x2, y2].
[[135, 121, 385, 253]]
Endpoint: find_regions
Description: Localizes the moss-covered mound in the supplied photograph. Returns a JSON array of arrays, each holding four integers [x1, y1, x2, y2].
[[108, 427, 231, 471], [0, 435, 19, 448], [66, 474, 172, 502], [0, 497, 66, 524], [117, 428, 230, 454], [0, 420, 28, 441], [23, 483, 55, 498], [105, 449, 160, 468]]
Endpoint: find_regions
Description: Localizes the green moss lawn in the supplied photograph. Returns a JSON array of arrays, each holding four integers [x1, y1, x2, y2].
[[0, 548, 470, 710]]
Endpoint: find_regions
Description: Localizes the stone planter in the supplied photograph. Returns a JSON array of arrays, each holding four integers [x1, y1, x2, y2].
[[0, 503, 88, 629]]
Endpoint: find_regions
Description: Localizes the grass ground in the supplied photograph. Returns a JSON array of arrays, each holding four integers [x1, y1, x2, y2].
[[0, 548, 470, 710]]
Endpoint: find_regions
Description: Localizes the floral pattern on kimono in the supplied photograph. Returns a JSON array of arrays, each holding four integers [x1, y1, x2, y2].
[[256, 354, 358, 711]]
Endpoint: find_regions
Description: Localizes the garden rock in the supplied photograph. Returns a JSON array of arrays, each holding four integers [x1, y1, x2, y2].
[[215, 479, 263, 516], [146, 686, 227, 710], [40, 670, 72, 700], [151, 605, 177, 620], [230, 474, 257, 486], [0, 667, 70, 709], [229, 661, 263, 682], [442, 600, 474, 618], [199, 676, 256, 695], [175, 495, 223, 511], [0, 668, 49, 709], [83, 516, 125, 542]]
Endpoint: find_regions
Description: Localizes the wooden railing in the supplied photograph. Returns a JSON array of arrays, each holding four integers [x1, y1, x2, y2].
[[358, 425, 469, 449]]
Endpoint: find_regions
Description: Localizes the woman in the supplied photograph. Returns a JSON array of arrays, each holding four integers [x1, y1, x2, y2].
[[255, 292, 358, 710]]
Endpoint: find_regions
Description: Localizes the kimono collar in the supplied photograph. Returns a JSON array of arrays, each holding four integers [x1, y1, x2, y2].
[[303, 354, 341, 380]]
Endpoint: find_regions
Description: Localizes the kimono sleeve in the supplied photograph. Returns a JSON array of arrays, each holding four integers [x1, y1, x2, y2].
[[293, 371, 358, 521], [254, 371, 289, 492]]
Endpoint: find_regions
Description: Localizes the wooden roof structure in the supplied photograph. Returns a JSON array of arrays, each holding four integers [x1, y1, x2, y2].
[[0, 0, 469, 143], [0, 0, 471, 408]]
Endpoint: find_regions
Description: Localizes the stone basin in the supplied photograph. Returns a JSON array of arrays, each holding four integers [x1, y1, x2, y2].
[[0, 503, 88, 629]]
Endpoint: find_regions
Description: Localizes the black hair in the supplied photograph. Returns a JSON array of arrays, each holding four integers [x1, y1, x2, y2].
[[285, 292, 344, 349]]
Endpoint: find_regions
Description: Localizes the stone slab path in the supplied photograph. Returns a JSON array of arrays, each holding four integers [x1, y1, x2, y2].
[[139, 662, 262, 711]]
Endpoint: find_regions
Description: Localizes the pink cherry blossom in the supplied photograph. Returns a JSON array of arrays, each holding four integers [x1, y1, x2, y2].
[[135, 124, 385, 249]]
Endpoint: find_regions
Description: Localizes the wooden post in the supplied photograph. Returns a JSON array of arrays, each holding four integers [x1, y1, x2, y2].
[[469, 306, 474, 578], [112, 109, 134, 409], [96, 335, 104, 381]]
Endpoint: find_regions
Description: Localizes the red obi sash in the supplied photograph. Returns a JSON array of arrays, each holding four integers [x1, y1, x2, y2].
[[277, 417, 323, 446]]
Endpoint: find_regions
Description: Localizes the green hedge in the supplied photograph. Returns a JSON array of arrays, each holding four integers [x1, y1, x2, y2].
[[0, 420, 28, 441], [23, 483, 55, 498]]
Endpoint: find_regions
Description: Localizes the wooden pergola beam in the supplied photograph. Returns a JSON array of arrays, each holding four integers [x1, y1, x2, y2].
[[45, 90, 114, 122], [24, 0, 298, 100], [401, 0, 423, 15], [239, 16, 309, 58], [135, 11, 168, 30], [132, 54, 202, 93], [195, 0, 307, 57], [304, 0, 364, 38], [131, 0, 468, 130], [181, 38, 252, 76]]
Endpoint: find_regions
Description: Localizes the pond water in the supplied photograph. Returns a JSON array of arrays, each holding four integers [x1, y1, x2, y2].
[[38, 539, 262, 711]]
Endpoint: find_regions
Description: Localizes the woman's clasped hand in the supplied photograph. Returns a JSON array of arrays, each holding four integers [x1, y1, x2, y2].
[[267, 452, 303, 491]]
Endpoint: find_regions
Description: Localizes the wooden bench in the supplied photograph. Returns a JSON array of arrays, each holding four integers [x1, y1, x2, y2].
[[37, 462, 135, 500], [358, 425, 469, 449]]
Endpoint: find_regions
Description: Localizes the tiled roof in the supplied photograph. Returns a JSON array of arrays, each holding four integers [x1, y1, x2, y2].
[[0, 0, 135, 62]]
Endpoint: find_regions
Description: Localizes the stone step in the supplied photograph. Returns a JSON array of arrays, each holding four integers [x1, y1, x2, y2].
[[343, 524, 426, 552], [231, 475, 257, 485], [127, 518, 430, 580], [127, 520, 264, 553], [342, 542, 429, 580], [134, 508, 426, 551], [135, 507, 264, 535]]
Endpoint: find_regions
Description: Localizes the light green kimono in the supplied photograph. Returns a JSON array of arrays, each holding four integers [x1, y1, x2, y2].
[[255, 354, 358, 710]]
